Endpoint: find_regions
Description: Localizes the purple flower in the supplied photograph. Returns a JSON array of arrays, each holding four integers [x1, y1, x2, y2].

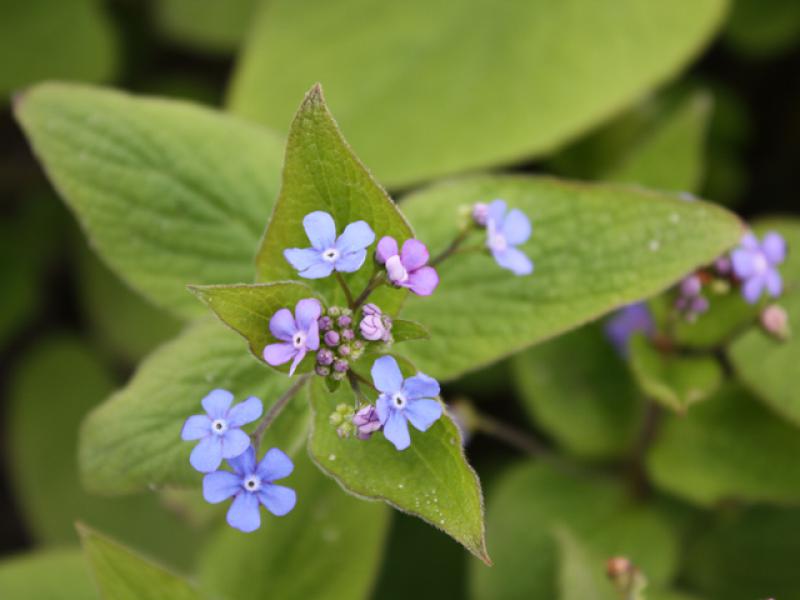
[[605, 303, 654, 355], [203, 447, 296, 533], [359, 304, 392, 342], [675, 274, 709, 321], [371, 356, 442, 450], [263, 299, 321, 376], [181, 390, 262, 473], [352, 405, 382, 440], [472, 202, 489, 227], [485, 200, 533, 276], [375, 236, 439, 296], [284, 211, 375, 279], [731, 231, 787, 304]]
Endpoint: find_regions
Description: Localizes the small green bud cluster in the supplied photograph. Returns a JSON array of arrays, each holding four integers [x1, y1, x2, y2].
[[328, 403, 355, 438]]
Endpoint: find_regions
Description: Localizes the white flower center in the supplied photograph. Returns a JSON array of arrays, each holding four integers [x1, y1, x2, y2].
[[487, 220, 508, 253], [752, 252, 769, 275], [386, 255, 409, 283], [322, 247, 340, 263], [391, 391, 407, 410], [211, 418, 228, 435], [243, 475, 262, 492], [292, 331, 307, 349]]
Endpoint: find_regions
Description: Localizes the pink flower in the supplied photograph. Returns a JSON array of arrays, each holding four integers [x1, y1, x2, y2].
[[375, 237, 439, 296]]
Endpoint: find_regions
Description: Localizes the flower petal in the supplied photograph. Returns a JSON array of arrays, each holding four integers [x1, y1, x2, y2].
[[284, 247, 324, 274], [403, 372, 440, 400], [766, 268, 783, 297], [334, 249, 368, 273], [228, 446, 257, 476], [383, 410, 411, 450], [295, 298, 322, 331], [731, 248, 757, 279], [742, 275, 766, 304], [257, 448, 294, 482], [376, 395, 390, 424], [371, 355, 404, 394], [406, 266, 439, 296], [303, 211, 337, 250], [221, 429, 251, 459], [190, 436, 223, 473], [203, 471, 241, 503], [376, 236, 399, 264], [299, 260, 336, 279], [487, 199, 507, 227], [501, 209, 532, 245], [258, 484, 297, 516], [306, 317, 320, 351], [269, 308, 297, 341], [288, 348, 306, 376], [201, 389, 234, 419], [740, 232, 759, 250], [227, 397, 263, 428], [263, 342, 297, 367], [227, 492, 261, 532], [762, 232, 787, 265], [404, 398, 443, 432], [400, 239, 429, 271], [335, 220, 375, 254], [181, 415, 211, 440], [492, 247, 534, 275]]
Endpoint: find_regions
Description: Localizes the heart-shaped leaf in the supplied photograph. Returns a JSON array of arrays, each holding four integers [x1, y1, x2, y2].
[[229, 0, 727, 187], [255, 85, 413, 314], [307, 378, 488, 563], [398, 176, 743, 381], [80, 320, 308, 494], [0, 550, 96, 600], [15, 83, 285, 318]]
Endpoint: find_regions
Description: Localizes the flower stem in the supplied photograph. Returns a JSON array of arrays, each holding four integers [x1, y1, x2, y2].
[[431, 228, 474, 267], [476, 412, 548, 457], [251, 375, 311, 451], [334, 272, 355, 306], [347, 371, 369, 408], [351, 271, 386, 311], [350, 369, 378, 392]]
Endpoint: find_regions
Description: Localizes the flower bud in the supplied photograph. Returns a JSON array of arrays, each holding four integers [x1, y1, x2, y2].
[[315, 365, 331, 377], [318, 316, 333, 331], [327, 306, 342, 317], [472, 202, 489, 227], [352, 405, 382, 440], [337, 315, 352, 328], [316, 348, 334, 366], [324, 330, 340, 347], [329, 411, 343, 426], [761, 304, 790, 341], [333, 359, 349, 373], [360, 314, 387, 341], [337, 421, 354, 438], [362, 303, 382, 316], [338, 344, 351, 357], [331, 369, 347, 381], [680, 274, 702, 297]]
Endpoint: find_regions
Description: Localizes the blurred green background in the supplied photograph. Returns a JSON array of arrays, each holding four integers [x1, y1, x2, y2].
[[1, 1, 799, 599]]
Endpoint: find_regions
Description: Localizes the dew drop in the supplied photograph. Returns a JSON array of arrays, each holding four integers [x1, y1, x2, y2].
[[328, 454, 336, 461], [649, 239, 660, 252], [669, 213, 680, 224]]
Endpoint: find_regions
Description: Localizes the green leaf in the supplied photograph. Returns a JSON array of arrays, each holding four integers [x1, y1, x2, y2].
[[398, 175, 743, 380], [391, 319, 430, 343], [190, 282, 322, 371], [229, 0, 727, 187], [199, 452, 390, 600], [554, 528, 618, 600], [308, 378, 488, 563], [254, 85, 413, 313], [724, 0, 800, 58], [628, 334, 723, 413], [76, 243, 182, 363], [15, 83, 285, 318], [603, 91, 712, 193], [470, 462, 678, 599], [8, 336, 204, 569], [0, 0, 118, 99], [512, 323, 644, 459], [646, 384, 800, 506], [728, 219, 800, 424], [79, 525, 204, 600], [0, 549, 96, 600], [79, 320, 308, 494], [154, 0, 259, 55], [684, 507, 800, 600]]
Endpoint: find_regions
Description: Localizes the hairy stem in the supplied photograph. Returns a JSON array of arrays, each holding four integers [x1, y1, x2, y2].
[[334, 272, 355, 306], [347, 371, 370, 408], [476, 413, 549, 457], [251, 375, 311, 450], [351, 271, 386, 311], [431, 228, 474, 267]]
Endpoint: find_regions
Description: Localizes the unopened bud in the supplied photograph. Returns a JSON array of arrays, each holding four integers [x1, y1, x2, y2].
[[472, 202, 489, 227], [324, 330, 340, 347], [337, 315, 352, 328], [761, 304, 790, 341]]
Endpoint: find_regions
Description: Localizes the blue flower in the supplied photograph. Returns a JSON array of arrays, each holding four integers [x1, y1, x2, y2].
[[371, 356, 442, 451], [284, 211, 375, 279], [731, 231, 787, 304], [485, 200, 533, 276], [263, 298, 321, 376], [604, 303, 654, 355], [181, 390, 263, 473], [203, 447, 296, 533]]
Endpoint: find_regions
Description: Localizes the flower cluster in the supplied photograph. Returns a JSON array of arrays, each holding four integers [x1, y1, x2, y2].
[[181, 390, 296, 532], [674, 274, 709, 322]]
